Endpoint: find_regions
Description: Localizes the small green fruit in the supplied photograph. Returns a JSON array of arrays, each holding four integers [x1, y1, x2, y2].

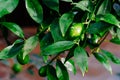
[[12, 63, 22, 73], [69, 23, 84, 39], [17, 53, 29, 65], [38, 66, 47, 77]]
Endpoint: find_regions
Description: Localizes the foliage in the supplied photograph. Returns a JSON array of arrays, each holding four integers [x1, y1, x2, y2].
[[0, 0, 120, 79]]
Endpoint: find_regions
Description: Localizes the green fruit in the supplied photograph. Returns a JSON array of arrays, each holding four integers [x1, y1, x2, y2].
[[38, 66, 47, 77], [17, 53, 29, 65], [69, 23, 84, 39], [12, 63, 22, 73]]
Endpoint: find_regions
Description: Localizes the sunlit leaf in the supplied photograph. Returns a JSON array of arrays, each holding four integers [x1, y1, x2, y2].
[[0, 39, 24, 59], [0, 0, 19, 18], [1, 22, 24, 38], [94, 53, 112, 74], [61, 0, 72, 2], [42, 41, 75, 55], [96, 13, 120, 28], [59, 12, 75, 37], [101, 49, 120, 64], [74, 46, 88, 76], [23, 35, 38, 58], [97, 0, 111, 15], [25, 0, 43, 24]]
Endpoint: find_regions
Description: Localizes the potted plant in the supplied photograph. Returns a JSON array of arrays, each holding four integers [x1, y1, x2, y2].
[[0, 0, 120, 79]]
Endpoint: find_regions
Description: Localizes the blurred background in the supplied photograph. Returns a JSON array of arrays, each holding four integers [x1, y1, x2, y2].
[[0, 0, 120, 80]]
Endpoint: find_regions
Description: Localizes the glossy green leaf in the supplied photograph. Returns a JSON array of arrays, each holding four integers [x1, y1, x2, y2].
[[75, 0, 92, 12], [61, 0, 72, 2], [59, 12, 75, 37], [96, 13, 120, 28], [93, 53, 112, 73], [56, 60, 69, 80], [42, 0, 59, 12], [64, 59, 76, 75], [25, 0, 43, 24], [1, 22, 24, 38], [97, 0, 111, 15], [42, 41, 75, 55], [101, 49, 120, 64], [110, 37, 120, 45], [47, 65, 58, 80], [74, 46, 88, 76], [87, 22, 110, 34], [50, 19, 64, 42], [23, 35, 38, 58], [0, 0, 19, 18], [0, 39, 24, 59], [113, 3, 120, 17]]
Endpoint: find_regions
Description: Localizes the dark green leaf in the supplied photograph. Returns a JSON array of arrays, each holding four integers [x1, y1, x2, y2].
[[110, 37, 120, 45], [113, 3, 120, 17], [97, 0, 111, 15], [87, 22, 110, 34], [42, 0, 59, 12], [74, 46, 88, 76], [0, 39, 24, 59], [50, 19, 64, 42], [96, 13, 120, 28], [56, 60, 69, 80], [93, 53, 112, 73], [75, 0, 93, 12], [101, 49, 120, 64], [40, 32, 53, 49], [59, 12, 75, 37], [42, 41, 75, 55], [25, 0, 43, 24], [1, 22, 24, 38], [0, 0, 19, 18], [23, 35, 38, 58], [47, 65, 58, 80]]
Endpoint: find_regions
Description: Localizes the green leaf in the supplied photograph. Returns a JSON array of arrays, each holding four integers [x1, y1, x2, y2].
[[1, 22, 24, 38], [75, 0, 93, 12], [110, 37, 120, 45], [50, 19, 64, 42], [117, 28, 120, 39], [87, 22, 110, 34], [47, 65, 58, 80], [61, 0, 73, 2], [42, 0, 59, 12], [40, 32, 53, 49], [93, 53, 112, 74], [113, 3, 120, 17], [42, 41, 75, 55], [59, 12, 75, 37], [56, 60, 69, 80], [97, 0, 111, 15], [63, 59, 76, 75], [0, 0, 19, 18], [74, 46, 88, 76], [0, 39, 24, 59], [25, 0, 43, 24], [23, 35, 38, 58], [96, 13, 120, 28], [101, 49, 120, 64]]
